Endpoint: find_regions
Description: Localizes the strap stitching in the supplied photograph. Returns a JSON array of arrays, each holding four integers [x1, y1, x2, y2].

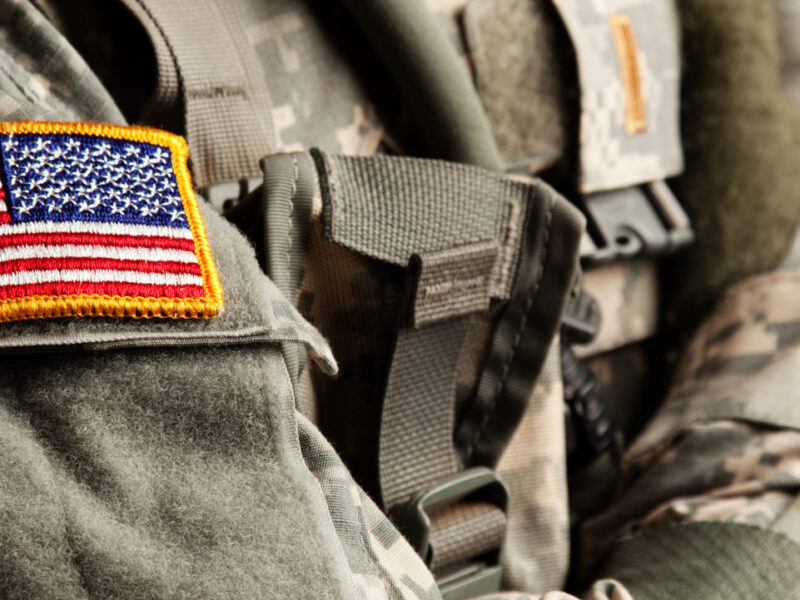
[[287, 154, 298, 284], [463, 193, 555, 462]]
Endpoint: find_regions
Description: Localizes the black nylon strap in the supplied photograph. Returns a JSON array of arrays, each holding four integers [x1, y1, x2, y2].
[[456, 191, 584, 468]]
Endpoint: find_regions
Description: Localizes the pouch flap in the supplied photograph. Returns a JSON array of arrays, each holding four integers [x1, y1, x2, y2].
[[551, 0, 683, 192]]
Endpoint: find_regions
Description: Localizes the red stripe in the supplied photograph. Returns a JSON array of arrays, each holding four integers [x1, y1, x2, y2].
[[0, 257, 202, 276], [0, 213, 10, 225], [0, 232, 196, 251], [0, 281, 206, 299]]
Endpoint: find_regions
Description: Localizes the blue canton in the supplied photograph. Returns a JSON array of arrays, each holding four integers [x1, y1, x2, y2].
[[0, 134, 189, 228]]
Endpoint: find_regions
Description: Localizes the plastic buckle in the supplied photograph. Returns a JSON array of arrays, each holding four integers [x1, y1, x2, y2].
[[559, 287, 613, 465], [390, 467, 509, 600], [561, 287, 602, 346], [201, 176, 262, 213], [581, 181, 694, 265]]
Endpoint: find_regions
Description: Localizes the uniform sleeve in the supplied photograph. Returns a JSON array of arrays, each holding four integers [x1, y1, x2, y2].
[[578, 268, 800, 599]]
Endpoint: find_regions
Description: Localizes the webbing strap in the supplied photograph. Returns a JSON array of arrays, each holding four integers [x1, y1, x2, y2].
[[122, 0, 275, 188], [311, 150, 529, 508], [427, 501, 507, 573], [379, 317, 472, 510], [311, 150, 524, 303], [261, 153, 318, 384], [456, 188, 584, 468]]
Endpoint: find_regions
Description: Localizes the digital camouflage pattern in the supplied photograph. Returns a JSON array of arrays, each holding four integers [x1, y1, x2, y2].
[[298, 412, 442, 600], [474, 579, 633, 600], [550, 0, 683, 192], [235, 0, 391, 157], [3, 0, 800, 599], [496, 342, 569, 593], [630, 269, 800, 453], [0, 0, 124, 124], [577, 258, 659, 358], [579, 267, 800, 575], [775, 0, 800, 101], [295, 219, 402, 496]]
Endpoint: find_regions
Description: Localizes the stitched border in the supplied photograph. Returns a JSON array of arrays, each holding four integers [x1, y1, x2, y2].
[[462, 193, 556, 461], [0, 121, 223, 321]]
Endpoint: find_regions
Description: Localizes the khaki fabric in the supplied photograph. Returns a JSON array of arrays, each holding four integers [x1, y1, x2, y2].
[[497, 342, 569, 593]]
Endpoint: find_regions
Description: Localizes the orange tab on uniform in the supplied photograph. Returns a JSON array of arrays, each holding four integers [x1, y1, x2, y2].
[[609, 14, 647, 135]]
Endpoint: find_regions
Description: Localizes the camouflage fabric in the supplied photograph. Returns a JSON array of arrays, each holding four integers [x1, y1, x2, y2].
[[579, 267, 800, 573], [496, 342, 570, 593], [9, 1, 800, 599], [0, 0, 124, 124], [296, 219, 401, 496], [550, 0, 683, 192], [476, 579, 633, 599], [631, 268, 800, 451], [298, 412, 442, 600], [235, 0, 392, 156], [775, 0, 800, 101], [576, 258, 659, 359]]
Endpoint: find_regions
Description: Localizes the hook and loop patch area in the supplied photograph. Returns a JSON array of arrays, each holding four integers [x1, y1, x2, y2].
[[0, 121, 222, 321]]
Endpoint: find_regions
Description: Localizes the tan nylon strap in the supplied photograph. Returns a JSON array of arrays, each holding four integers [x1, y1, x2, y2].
[[427, 501, 507, 573], [122, 0, 275, 188]]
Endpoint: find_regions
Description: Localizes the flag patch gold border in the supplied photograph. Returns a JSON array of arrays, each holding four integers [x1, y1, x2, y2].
[[0, 121, 223, 322]]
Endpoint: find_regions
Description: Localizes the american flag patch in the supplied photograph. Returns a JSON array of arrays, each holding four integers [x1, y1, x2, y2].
[[0, 122, 222, 322]]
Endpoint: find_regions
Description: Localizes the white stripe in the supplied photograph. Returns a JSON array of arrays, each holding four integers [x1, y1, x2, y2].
[[0, 220, 193, 239], [0, 269, 204, 287], [0, 244, 198, 263]]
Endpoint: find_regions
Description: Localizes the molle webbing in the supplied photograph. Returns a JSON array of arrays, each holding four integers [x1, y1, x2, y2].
[[121, 0, 275, 189], [303, 150, 583, 573]]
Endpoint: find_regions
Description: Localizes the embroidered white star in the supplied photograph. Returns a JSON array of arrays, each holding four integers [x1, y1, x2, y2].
[[2, 138, 187, 223]]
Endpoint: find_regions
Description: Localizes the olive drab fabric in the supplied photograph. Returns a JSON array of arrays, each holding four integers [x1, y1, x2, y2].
[[3, 0, 800, 600], [664, 0, 800, 328]]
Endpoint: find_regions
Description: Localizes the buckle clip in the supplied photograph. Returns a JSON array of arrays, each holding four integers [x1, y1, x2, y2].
[[390, 467, 509, 600], [581, 181, 694, 264]]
